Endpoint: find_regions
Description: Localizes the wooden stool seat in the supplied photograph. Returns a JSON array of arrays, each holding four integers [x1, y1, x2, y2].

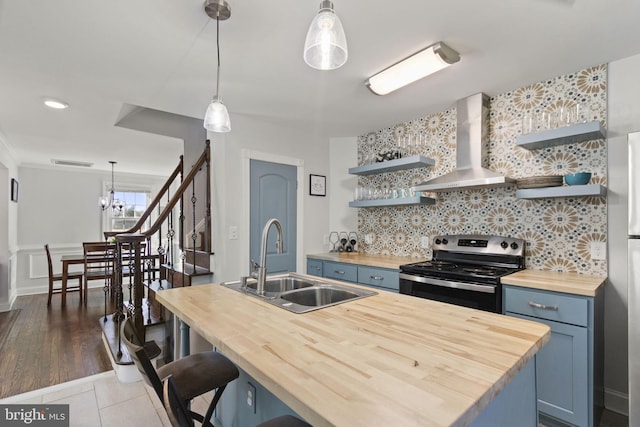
[[46, 244, 84, 306]]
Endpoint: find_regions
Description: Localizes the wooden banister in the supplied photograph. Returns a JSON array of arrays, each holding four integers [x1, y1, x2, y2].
[[140, 142, 210, 240], [104, 155, 184, 240]]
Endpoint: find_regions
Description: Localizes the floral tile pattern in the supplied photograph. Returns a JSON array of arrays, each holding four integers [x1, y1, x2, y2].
[[356, 65, 607, 275]]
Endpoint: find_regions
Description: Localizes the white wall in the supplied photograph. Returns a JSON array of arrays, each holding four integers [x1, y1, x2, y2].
[[0, 134, 19, 311], [15, 165, 167, 296], [606, 53, 640, 414], [208, 115, 331, 283], [329, 137, 358, 246]]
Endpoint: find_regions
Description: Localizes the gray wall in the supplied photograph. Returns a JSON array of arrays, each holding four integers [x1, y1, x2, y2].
[[15, 165, 167, 295]]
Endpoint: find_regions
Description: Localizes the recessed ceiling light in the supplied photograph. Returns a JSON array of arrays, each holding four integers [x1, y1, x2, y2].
[[43, 99, 69, 109]]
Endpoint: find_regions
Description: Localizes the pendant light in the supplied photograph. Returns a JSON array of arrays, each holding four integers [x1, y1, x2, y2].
[[203, 0, 231, 133], [99, 161, 125, 214], [303, 1, 348, 71]]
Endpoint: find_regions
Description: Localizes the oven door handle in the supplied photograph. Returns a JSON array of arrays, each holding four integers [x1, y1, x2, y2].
[[399, 273, 496, 294]]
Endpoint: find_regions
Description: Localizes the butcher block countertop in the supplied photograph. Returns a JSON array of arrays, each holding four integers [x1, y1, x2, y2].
[[503, 270, 607, 297], [156, 275, 550, 427], [307, 252, 424, 269]]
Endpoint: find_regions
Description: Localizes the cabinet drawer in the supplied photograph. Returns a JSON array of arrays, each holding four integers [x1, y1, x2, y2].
[[357, 266, 399, 291], [323, 261, 357, 283], [306, 259, 323, 277], [504, 286, 588, 327]]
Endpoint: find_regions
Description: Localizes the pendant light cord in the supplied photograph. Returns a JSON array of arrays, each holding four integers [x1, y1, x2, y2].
[[216, 14, 221, 99]]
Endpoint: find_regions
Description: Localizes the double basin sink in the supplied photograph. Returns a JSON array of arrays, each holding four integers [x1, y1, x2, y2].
[[223, 273, 377, 314]]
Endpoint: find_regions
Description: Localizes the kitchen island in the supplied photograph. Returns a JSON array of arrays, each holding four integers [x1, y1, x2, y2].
[[156, 275, 550, 427]]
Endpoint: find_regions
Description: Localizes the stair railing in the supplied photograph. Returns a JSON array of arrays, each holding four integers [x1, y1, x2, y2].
[[107, 141, 211, 357]]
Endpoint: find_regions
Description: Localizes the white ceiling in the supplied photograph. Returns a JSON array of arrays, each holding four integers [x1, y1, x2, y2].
[[1, 0, 639, 175]]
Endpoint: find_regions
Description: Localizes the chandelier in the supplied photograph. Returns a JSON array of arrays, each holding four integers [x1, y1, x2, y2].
[[99, 161, 125, 214]]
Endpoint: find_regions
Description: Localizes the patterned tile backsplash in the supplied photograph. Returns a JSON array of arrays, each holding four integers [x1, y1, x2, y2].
[[356, 65, 607, 275]]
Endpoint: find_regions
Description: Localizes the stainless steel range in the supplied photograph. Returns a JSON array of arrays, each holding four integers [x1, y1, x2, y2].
[[399, 235, 525, 313]]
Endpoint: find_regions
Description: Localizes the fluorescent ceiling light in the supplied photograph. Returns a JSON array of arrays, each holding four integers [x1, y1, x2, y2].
[[43, 98, 69, 109], [366, 42, 460, 96]]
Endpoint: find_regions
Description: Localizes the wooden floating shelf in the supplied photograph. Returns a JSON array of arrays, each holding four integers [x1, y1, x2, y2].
[[348, 155, 435, 176], [349, 196, 436, 208], [515, 184, 607, 199], [516, 121, 606, 150]]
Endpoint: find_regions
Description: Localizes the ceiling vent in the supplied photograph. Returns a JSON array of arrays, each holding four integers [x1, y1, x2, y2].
[[51, 159, 94, 168]]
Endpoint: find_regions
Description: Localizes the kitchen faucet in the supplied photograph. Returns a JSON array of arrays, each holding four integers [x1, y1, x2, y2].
[[251, 218, 284, 296]]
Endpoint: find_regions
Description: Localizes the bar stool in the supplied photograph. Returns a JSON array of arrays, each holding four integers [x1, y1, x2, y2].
[[162, 375, 312, 427], [121, 316, 239, 427], [45, 244, 84, 306]]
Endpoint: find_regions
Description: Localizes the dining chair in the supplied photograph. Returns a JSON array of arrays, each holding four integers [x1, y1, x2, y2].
[[45, 244, 84, 307], [83, 241, 115, 304]]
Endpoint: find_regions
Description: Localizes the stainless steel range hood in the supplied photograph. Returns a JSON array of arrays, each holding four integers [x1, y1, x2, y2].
[[412, 92, 515, 192]]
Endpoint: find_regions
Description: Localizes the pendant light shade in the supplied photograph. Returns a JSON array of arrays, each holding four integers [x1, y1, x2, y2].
[[204, 96, 231, 132], [203, 0, 231, 133], [303, 1, 348, 70]]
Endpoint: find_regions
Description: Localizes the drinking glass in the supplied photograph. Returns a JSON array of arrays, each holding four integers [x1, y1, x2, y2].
[[577, 102, 591, 124], [521, 113, 534, 134], [536, 111, 551, 131]]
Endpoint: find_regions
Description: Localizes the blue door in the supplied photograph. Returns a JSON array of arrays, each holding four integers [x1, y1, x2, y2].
[[250, 160, 297, 273]]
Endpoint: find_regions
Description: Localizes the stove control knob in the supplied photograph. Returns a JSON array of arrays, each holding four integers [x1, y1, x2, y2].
[[510, 242, 519, 250], [500, 241, 509, 249], [435, 238, 442, 245], [442, 238, 448, 245]]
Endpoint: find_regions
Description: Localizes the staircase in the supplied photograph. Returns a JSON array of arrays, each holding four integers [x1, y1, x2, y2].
[[99, 142, 212, 371]]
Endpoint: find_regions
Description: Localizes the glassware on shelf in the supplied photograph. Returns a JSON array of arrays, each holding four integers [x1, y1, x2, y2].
[[577, 102, 591, 124], [338, 232, 349, 252], [521, 113, 534, 135], [328, 232, 339, 252]]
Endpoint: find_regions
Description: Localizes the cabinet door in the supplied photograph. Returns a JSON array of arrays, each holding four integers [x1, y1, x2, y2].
[[306, 259, 323, 277], [509, 313, 589, 427]]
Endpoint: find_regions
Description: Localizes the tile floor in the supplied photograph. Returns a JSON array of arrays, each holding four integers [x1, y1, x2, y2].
[[0, 371, 211, 427], [0, 370, 629, 427]]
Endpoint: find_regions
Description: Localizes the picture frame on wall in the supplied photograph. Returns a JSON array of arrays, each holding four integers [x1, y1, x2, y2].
[[10, 178, 18, 202], [309, 174, 326, 196]]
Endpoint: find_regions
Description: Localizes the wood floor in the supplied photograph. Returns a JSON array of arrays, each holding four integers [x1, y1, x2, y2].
[[0, 288, 113, 399]]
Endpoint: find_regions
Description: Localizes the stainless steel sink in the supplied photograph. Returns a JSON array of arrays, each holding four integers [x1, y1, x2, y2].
[[280, 286, 360, 306], [245, 276, 315, 295], [223, 273, 376, 313]]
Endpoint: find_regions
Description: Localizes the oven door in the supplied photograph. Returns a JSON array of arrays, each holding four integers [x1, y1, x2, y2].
[[399, 273, 501, 313]]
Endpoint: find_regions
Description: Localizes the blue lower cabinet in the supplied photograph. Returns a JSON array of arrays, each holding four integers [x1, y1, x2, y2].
[[306, 258, 400, 293], [322, 261, 358, 282], [510, 313, 588, 426], [306, 259, 323, 277], [357, 266, 399, 292], [503, 284, 603, 427]]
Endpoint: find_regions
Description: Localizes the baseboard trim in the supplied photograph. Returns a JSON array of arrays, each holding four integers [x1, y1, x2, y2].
[[16, 282, 109, 297], [605, 387, 629, 416]]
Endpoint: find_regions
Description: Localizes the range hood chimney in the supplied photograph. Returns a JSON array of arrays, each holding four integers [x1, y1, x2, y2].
[[412, 92, 515, 192]]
